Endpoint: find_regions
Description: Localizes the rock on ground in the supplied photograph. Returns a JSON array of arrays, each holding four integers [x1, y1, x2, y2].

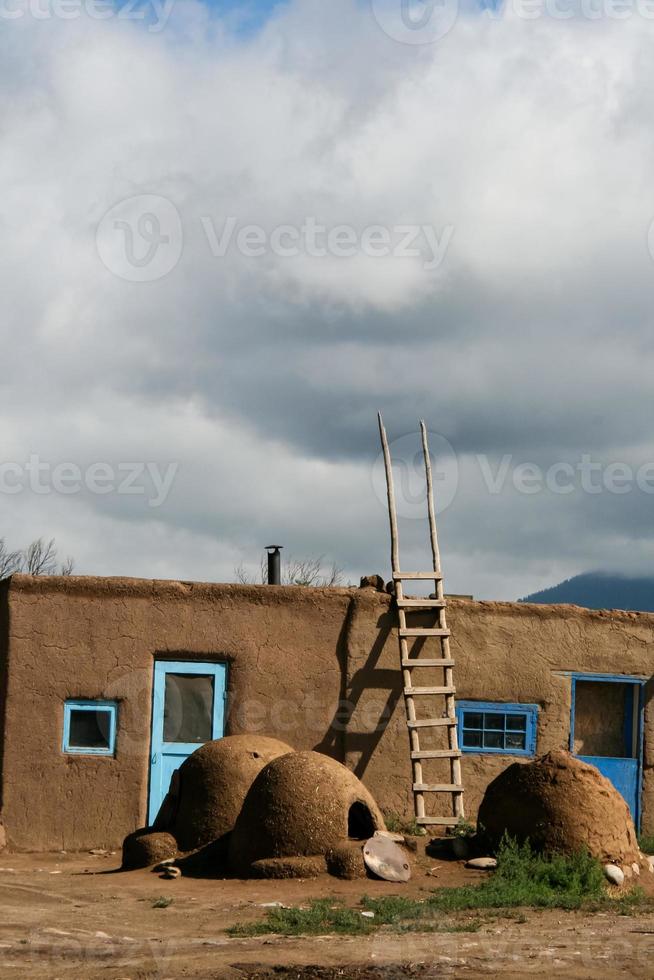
[[465, 857, 497, 870], [604, 864, 625, 886]]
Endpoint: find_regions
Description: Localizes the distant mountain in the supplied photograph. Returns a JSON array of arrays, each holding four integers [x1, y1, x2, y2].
[[520, 572, 654, 613]]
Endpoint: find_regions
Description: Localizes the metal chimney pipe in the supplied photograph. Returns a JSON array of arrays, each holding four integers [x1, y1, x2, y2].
[[265, 546, 283, 585]]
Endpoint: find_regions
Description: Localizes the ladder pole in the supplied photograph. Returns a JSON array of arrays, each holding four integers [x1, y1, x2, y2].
[[421, 419, 465, 822], [420, 420, 444, 599], [379, 415, 464, 828], [378, 413, 400, 574], [379, 414, 425, 818]]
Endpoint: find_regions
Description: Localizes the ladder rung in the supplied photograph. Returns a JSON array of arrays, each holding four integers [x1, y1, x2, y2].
[[414, 783, 464, 793], [397, 599, 446, 608], [393, 572, 443, 580], [404, 686, 456, 696], [400, 628, 450, 638], [411, 749, 461, 760], [402, 658, 455, 668], [415, 816, 460, 827], [407, 717, 456, 729]]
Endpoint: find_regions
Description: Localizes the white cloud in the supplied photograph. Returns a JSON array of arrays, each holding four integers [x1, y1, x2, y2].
[[2, 2, 654, 598]]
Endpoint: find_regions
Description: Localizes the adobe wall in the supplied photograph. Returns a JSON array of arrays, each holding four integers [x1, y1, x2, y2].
[[0, 575, 653, 851], [0, 576, 349, 851], [348, 591, 654, 828]]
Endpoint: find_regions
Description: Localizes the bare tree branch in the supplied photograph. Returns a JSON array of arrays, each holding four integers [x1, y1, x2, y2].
[[23, 538, 58, 576], [233, 562, 252, 584], [284, 555, 323, 586], [322, 561, 345, 587], [0, 538, 75, 577], [60, 556, 75, 576], [0, 538, 22, 580], [233, 553, 345, 587]]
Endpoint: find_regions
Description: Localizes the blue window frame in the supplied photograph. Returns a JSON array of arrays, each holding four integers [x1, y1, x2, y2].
[[63, 700, 117, 756], [456, 701, 538, 756]]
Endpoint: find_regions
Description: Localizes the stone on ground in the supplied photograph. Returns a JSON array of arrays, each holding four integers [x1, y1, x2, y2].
[[604, 864, 625, 887], [465, 857, 497, 870]]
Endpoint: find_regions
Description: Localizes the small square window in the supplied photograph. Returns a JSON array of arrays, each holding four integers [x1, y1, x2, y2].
[[457, 702, 538, 757], [63, 701, 117, 756]]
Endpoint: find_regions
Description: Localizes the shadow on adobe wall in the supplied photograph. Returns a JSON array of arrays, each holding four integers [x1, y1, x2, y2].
[[314, 598, 398, 779]]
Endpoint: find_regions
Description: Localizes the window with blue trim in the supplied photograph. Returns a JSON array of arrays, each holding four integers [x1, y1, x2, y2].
[[456, 701, 538, 756], [63, 700, 117, 756]]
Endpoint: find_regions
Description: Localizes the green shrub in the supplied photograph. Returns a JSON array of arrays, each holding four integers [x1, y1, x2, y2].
[[228, 899, 371, 937], [383, 812, 423, 836], [227, 838, 628, 937], [451, 818, 476, 839], [423, 836, 605, 912]]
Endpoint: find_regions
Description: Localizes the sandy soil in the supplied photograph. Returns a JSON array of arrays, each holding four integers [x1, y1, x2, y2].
[[0, 849, 653, 979]]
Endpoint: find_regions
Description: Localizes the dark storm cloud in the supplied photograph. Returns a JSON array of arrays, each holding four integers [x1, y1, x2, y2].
[[2, 3, 654, 598]]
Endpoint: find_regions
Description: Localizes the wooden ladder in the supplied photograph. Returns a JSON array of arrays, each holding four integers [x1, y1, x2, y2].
[[378, 414, 465, 829]]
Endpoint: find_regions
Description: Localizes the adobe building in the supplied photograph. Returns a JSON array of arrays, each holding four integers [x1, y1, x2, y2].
[[0, 573, 652, 852]]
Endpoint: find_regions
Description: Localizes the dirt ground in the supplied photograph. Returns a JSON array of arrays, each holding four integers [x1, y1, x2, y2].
[[1, 848, 654, 979]]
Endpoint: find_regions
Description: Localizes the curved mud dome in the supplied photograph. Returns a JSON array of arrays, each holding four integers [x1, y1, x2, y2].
[[228, 750, 385, 876], [478, 749, 641, 866], [169, 734, 295, 851], [122, 830, 177, 870]]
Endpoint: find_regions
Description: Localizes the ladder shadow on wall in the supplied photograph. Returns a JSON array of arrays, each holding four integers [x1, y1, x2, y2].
[[314, 607, 404, 780]]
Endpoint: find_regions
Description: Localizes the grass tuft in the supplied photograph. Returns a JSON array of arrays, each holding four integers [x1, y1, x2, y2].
[[228, 898, 482, 937], [227, 837, 648, 937], [422, 836, 606, 912], [152, 896, 174, 909], [451, 818, 477, 839], [228, 899, 371, 937], [383, 812, 424, 836]]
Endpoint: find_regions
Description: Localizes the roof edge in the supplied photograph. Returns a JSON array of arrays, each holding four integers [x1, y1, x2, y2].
[[3, 574, 654, 624], [3, 574, 355, 602]]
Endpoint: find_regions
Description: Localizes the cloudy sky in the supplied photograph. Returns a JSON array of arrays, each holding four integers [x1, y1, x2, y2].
[[2, 0, 654, 599]]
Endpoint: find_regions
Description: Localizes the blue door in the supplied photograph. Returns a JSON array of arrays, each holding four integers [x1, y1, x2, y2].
[[570, 675, 643, 826], [148, 660, 227, 825]]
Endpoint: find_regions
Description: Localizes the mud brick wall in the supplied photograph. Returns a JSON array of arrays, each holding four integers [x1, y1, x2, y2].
[[1, 575, 653, 851], [0, 577, 349, 851], [350, 593, 654, 826]]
